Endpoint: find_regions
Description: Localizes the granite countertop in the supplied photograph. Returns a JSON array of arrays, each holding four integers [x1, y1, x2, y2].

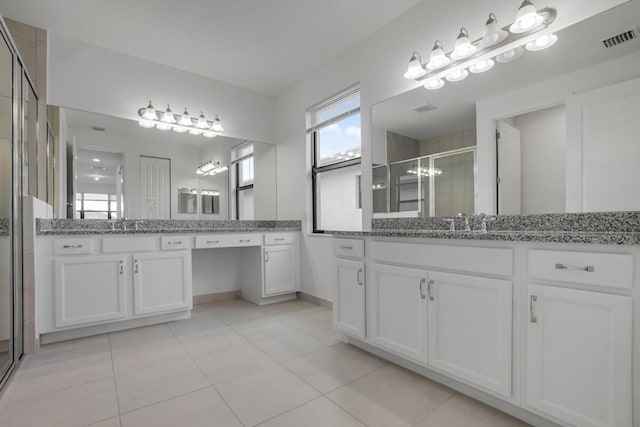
[[36, 219, 301, 236], [329, 212, 640, 245]]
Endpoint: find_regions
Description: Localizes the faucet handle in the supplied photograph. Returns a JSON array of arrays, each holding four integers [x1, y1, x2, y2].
[[443, 218, 456, 232], [480, 215, 496, 233]]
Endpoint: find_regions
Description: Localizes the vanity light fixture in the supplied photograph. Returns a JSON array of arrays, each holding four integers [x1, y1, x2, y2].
[[201, 190, 220, 196], [406, 166, 443, 177], [195, 159, 229, 176], [402, 2, 557, 91], [138, 101, 225, 138]]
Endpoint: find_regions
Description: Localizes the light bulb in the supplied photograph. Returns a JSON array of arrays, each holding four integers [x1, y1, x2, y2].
[[445, 68, 469, 82], [178, 108, 192, 126], [161, 105, 176, 124], [196, 112, 209, 129], [404, 51, 426, 79], [424, 79, 445, 90], [173, 126, 188, 133], [156, 123, 172, 131], [203, 131, 217, 138], [526, 33, 558, 51], [451, 28, 477, 60], [510, 0, 544, 34], [211, 115, 224, 132], [469, 58, 495, 73], [482, 13, 508, 47], [142, 101, 157, 120], [139, 120, 155, 128], [426, 40, 450, 70], [496, 46, 525, 63], [189, 128, 203, 135]]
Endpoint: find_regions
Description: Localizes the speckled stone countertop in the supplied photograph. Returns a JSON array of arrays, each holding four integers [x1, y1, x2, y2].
[[330, 212, 640, 245], [36, 219, 301, 235]]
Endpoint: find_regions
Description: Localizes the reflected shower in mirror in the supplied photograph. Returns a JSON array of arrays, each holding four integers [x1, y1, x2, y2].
[[201, 189, 220, 215], [178, 187, 198, 214], [372, 2, 640, 217]]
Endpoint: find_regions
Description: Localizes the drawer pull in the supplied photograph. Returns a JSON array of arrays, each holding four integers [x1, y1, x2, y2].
[[239, 239, 251, 243], [340, 245, 353, 250], [134, 259, 139, 274], [356, 268, 363, 286], [530, 295, 537, 323], [419, 278, 427, 299], [274, 237, 285, 241], [167, 241, 182, 245], [119, 261, 124, 275], [62, 244, 83, 249], [427, 279, 435, 301], [555, 263, 595, 273], [206, 240, 220, 244], [265, 251, 270, 262]]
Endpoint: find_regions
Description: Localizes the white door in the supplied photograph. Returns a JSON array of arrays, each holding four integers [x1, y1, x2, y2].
[[264, 245, 296, 296], [526, 284, 632, 427], [133, 251, 192, 316], [369, 263, 428, 362], [427, 271, 512, 396], [334, 258, 365, 339], [496, 121, 521, 215], [54, 255, 127, 327], [140, 156, 171, 219]]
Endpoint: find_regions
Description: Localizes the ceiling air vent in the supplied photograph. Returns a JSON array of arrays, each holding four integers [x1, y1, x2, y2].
[[412, 103, 438, 113], [602, 28, 638, 48]]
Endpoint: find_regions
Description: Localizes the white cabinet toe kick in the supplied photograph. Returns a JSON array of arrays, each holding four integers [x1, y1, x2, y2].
[[333, 237, 636, 427], [36, 231, 300, 341]]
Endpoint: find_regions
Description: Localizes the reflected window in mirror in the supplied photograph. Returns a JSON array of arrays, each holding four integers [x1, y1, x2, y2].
[[308, 85, 362, 232], [75, 192, 119, 219], [231, 142, 254, 220]]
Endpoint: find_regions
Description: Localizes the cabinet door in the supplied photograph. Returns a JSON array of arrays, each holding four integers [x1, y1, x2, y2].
[[264, 245, 296, 296], [369, 263, 428, 362], [54, 256, 127, 327], [428, 272, 512, 396], [133, 251, 192, 316], [334, 259, 365, 339], [526, 284, 632, 427]]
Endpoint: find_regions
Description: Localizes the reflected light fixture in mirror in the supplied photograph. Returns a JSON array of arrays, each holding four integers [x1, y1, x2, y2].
[[403, 1, 557, 91], [196, 159, 228, 176], [138, 101, 224, 138]]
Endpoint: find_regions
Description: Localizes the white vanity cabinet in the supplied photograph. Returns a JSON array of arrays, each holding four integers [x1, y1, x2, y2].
[[54, 255, 127, 327], [427, 271, 512, 396], [369, 263, 428, 362], [263, 233, 300, 296], [333, 238, 366, 339], [132, 251, 192, 316]]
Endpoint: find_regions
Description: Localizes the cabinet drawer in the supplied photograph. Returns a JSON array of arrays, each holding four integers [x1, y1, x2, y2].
[[528, 249, 633, 289], [264, 233, 296, 245], [334, 238, 365, 258], [195, 233, 262, 248], [53, 238, 93, 255], [103, 237, 156, 253], [160, 236, 191, 250]]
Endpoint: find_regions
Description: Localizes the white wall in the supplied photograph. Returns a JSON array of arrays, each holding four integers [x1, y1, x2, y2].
[[48, 33, 276, 144], [274, 0, 625, 301], [317, 164, 362, 231], [512, 105, 566, 214]]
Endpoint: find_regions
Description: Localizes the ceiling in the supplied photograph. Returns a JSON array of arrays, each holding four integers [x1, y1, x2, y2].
[[373, 1, 640, 141], [0, 0, 422, 95], [76, 147, 123, 187]]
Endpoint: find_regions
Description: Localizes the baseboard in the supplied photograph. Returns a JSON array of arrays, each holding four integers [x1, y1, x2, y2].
[[299, 292, 333, 310], [193, 290, 241, 305]]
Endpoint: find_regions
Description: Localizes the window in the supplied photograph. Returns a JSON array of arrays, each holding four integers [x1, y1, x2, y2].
[[75, 192, 119, 219], [231, 142, 254, 220], [307, 86, 362, 232]]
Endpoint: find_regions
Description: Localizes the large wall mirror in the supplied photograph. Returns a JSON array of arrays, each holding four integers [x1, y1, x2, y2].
[[59, 107, 277, 220], [372, 2, 640, 217]]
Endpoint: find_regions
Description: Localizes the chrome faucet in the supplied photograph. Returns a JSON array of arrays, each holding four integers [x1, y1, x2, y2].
[[443, 217, 456, 231], [457, 212, 471, 232], [475, 213, 496, 233]]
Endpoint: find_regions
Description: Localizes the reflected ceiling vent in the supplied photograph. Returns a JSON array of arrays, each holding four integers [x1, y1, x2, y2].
[[602, 27, 638, 48], [92, 126, 106, 132], [412, 103, 438, 113]]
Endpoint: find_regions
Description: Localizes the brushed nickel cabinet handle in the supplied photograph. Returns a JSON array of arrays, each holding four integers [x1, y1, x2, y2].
[[427, 279, 435, 301], [555, 263, 595, 272], [340, 245, 353, 250], [167, 241, 182, 245], [356, 268, 363, 286], [265, 251, 270, 262], [119, 261, 124, 275], [63, 244, 83, 249], [239, 239, 251, 243], [134, 259, 139, 274], [275, 237, 285, 241], [419, 278, 426, 299], [530, 295, 538, 323], [206, 240, 220, 244]]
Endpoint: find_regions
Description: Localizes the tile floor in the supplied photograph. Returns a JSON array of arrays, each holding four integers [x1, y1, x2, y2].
[[0, 298, 532, 427]]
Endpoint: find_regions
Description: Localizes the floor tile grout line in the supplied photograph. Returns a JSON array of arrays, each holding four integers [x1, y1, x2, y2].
[[105, 334, 124, 427], [410, 390, 458, 426], [116, 384, 211, 418], [251, 395, 328, 427]]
